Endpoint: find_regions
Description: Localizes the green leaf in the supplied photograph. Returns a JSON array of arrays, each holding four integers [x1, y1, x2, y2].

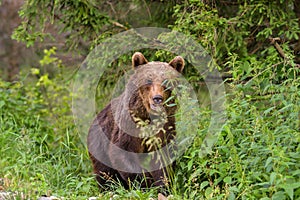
[[205, 187, 213, 199], [260, 198, 270, 200], [278, 104, 293, 113], [280, 183, 300, 200], [166, 103, 176, 107], [265, 157, 273, 169], [200, 181, 209, 190], [263, 106, 275, 115], [187, 159, 193, 171], [224, 176, 232, 184], [272, 191, 286, 200], [269, 172, 277, 185], [0, 100, 5, 109]]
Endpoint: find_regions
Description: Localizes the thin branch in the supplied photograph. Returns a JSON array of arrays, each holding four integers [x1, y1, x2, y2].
[[269, 37, 286, 59], [269, 37, 300, 68], [110, 20, 128, 30], [106, 1, 117, 16]]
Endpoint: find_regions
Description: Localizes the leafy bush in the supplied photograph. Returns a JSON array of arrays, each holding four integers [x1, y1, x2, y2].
[[174, 71, 300, 199], [1, 0, 300, 199], [0, 48, 98, 199], [172, 0, 300, 70], [170, 1, 300, 199], [1, 49, 299, 199]]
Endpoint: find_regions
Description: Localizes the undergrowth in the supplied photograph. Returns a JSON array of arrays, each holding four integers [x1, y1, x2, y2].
[[0, 47, 299, 199]]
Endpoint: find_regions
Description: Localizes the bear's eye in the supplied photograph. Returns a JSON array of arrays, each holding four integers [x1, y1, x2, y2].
[[146, 79, 152, 85]]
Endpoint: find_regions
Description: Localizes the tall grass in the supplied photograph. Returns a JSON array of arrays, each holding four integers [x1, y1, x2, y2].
[[0, 49, 299, 199]]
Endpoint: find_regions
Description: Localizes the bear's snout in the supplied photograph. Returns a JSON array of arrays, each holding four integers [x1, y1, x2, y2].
[[153, 95, 163, 104]]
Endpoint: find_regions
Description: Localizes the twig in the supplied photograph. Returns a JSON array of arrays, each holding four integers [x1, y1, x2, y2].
[[269, 37, 286, 59], [269, 37, 300, 68], [106, 1, 117, 16], [110, 20, 128, 30]]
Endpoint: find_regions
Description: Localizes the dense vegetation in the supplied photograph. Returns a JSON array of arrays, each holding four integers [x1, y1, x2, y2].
[[1, 0, 299, 199]]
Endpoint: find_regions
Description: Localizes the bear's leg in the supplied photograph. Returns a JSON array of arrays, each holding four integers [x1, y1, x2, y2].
[[109, 148, 155, 188], [149, 153, 174, 187], [118, 170, 155, 189], [151, 165, 174, 195], [150, 168, 168, 186], [89, 153, 125, 189]]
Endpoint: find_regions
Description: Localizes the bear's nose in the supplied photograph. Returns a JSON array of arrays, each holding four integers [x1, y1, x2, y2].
[[153, 95, 163, 105]]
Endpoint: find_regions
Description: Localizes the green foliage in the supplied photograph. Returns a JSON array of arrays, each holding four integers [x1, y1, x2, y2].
[[12, 0, 111, 48], [1, 51, 299, 199], [2, 0, 300, 199], [172, 0, 300, 71], [169, 2, 300, 199], [173, 68, 300, 199], [12, 0, 178, 49], [0, 48, 97, 199]]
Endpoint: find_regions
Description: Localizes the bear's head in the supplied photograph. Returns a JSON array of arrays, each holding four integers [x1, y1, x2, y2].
[[130, 52, 185, 116]]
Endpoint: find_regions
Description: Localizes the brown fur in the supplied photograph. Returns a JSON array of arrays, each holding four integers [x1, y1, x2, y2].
[[87, 52, 184, 189]]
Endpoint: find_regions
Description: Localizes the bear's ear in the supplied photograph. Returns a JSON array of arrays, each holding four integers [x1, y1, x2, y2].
[[132, 52, 148, 69], [169, 56, 185, 73]]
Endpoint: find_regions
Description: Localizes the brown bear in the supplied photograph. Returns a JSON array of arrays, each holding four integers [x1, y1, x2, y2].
[[87, 52, 185, 189]]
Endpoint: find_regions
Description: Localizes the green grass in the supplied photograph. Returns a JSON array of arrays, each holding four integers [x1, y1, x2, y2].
[[0, 57, 299, 199], [0, 81, 97, 199]]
